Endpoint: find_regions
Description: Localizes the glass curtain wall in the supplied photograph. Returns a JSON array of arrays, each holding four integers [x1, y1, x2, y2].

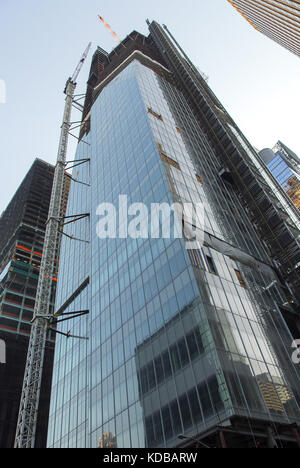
[[47, 59, 300, 448]]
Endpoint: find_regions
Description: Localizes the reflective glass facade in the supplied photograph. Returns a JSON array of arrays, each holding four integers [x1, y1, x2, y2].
[[47, 58, 300, 448]]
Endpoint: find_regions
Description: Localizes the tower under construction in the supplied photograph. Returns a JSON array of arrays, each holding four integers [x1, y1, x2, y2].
[[0, 159, 70, 447]]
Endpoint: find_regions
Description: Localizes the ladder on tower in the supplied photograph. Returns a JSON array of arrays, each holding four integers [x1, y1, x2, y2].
[[14, 42, 92, 449]]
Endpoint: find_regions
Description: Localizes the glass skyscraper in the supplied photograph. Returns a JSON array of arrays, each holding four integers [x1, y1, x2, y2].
[[47, 23, 300, 448]]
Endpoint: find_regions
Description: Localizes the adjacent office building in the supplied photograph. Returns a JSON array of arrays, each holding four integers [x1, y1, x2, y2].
[[260, 142, 300, 211], [47, 22, 300, 448], [227, 0, 300, 57], [0, 158, 70, 448]]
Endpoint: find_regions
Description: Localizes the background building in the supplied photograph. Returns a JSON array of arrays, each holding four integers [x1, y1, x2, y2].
[[260, 142, 300, 212], [0, 158, 70, 448], [227, 0, 300, 57], [47, 22, 300, 449]]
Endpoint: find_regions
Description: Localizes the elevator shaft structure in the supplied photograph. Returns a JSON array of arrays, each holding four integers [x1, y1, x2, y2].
[[14, 43, 91, 449]]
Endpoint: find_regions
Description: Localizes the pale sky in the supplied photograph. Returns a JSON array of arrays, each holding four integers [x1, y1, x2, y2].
[[0, 0, 299, 215]]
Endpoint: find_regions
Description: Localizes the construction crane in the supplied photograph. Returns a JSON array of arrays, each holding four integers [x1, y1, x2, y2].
[[98, 15, 121, 43], [14, 42, 92, 449]]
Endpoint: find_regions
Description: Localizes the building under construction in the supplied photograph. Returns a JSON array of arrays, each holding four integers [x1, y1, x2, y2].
[[47, 21, 300, 449], [0, 159, 70, 447]]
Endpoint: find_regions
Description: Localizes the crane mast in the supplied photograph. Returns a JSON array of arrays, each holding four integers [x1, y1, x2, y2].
[[14, 42, 91, 449]]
